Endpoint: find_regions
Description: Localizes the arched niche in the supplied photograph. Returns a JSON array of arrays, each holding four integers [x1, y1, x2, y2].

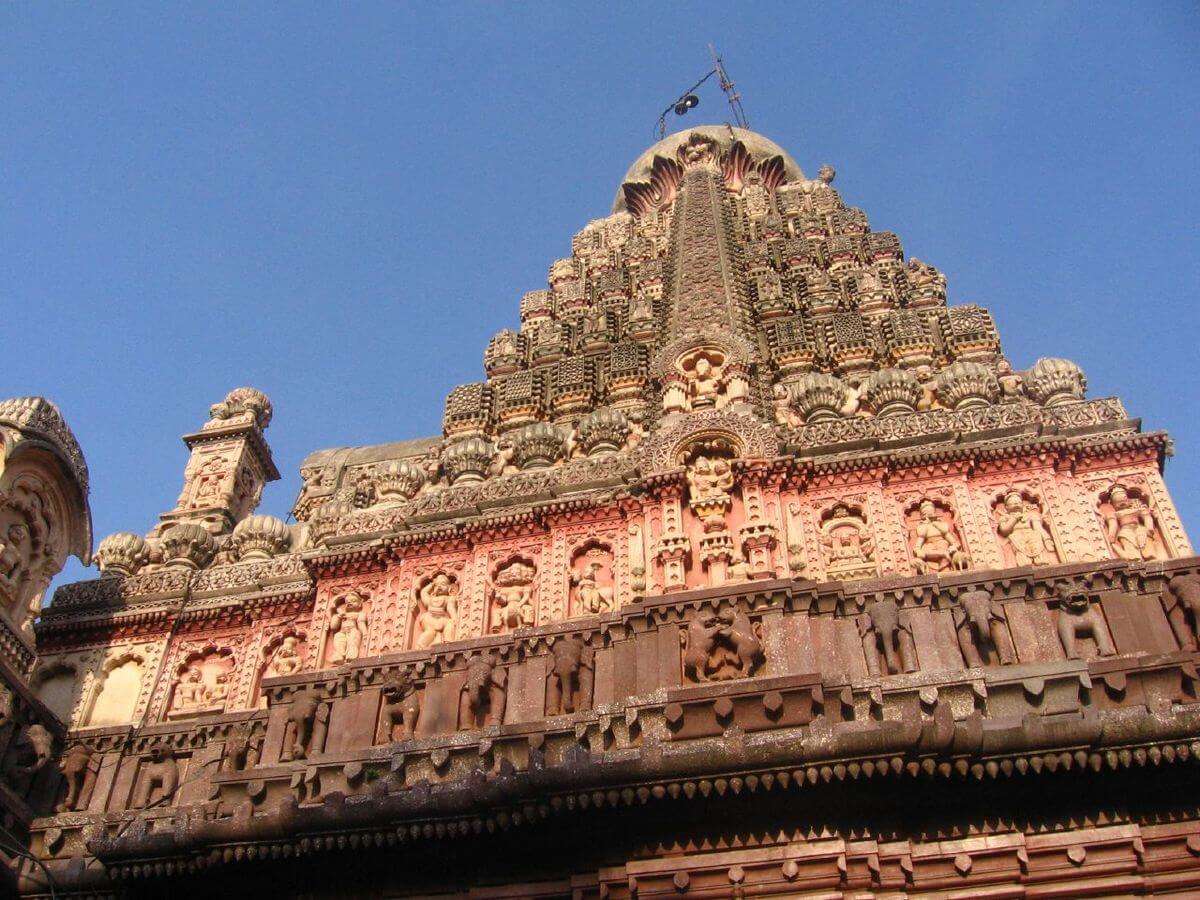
[[84, 653, 144, 727]]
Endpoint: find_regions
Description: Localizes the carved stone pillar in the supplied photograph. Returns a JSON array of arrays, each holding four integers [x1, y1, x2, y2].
[[654, 492, 690, 593]]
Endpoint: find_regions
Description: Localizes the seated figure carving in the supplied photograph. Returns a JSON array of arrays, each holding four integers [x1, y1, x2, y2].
[[1055, 592, 1116, 659], [378, 671, 422, 742], [909, 500, 969, 574]]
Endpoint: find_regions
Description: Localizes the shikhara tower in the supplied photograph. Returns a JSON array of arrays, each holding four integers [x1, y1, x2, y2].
[[4, 126, 1200, 897]]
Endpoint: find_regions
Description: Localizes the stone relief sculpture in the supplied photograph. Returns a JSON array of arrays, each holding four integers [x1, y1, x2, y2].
[[459, 653, 507, 729], [1055, 592, 1115, 659], [995, 490, 1059, 567], [327, 591, 369, 665], [58, 743, 93, 812], [489, 559, 537, 634], [378, 672, 422, 742], [168, 651, 235, 717], [546, 637, 594, 716], [569, 555, 615, 616], [221, 722, 259, 774], [952, 589, 1014, 666], [820, 502, 876, 581], [283, 689, 328, 762], [681, 605, 765, 683], [1165, 574, 1200, 650], [133, 748, 178, 809], [265, 635, 303, 678], [858, 598, 916, 676], [907, 499, 969, 574], [412, 573, 459, 648], [1101, 484, 1162, 562]]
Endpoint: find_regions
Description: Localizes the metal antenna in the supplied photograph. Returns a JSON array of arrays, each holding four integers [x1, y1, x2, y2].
[[709, 44, 749, 131], [655, 46, 750, 140]]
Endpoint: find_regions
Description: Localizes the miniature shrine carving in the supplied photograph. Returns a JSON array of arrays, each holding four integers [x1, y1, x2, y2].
[[995, 490, 1059, 567], [1055, 592, 1116, 659], [327, 591, 369, 665], [858, 598, 916, 676], [907, 499, 969, 574], [378, 672, 422, 742], [820, 502, 876, 580], [413, 572, 459, 648], [1165, 574, 1200, 650], [133, 748, 178, 808], [952, 589, 1014, 666], [546, 637, 594, 716], [681, 605, 765, 683], [459, 653, 507, 728], [489, 559, 537, 634], [1102, 483, 1163, 562]]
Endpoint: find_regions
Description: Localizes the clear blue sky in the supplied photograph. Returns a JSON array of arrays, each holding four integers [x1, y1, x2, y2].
[[4, 4, 1197, 590]]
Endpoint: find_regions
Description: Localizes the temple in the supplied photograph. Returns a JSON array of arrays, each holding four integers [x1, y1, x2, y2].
[[5, 124, 1200, 897]]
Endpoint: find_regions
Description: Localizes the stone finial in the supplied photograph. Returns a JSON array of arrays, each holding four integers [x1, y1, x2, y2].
[[158, 523, 216, 570], [206, 387, 272, 431], [818, 164, 836, 184], [860, 368, 923, 416], [934, 361, 1001, 410], [307, 500, 353, 549], [95, 532, 150, 578], [509, 423, 566, 470], [372, 460, 426, 506], [575, 408, 630, 456], [441, 438, 494, 485], [1025, 358, 1087, 406], [229, 514, 291, 561], [789, 373, 850, 423]]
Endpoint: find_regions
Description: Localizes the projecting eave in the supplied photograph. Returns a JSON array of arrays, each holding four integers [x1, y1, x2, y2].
[[300, 435, 441, 471]]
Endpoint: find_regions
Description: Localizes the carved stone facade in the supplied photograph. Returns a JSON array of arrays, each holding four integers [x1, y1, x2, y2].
[[10, 126, 1200, 897]]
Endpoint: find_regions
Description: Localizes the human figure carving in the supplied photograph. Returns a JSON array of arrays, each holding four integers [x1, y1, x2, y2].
[[952, 589, 1014, 667], [207, 673, 230, 707], [286, 689, 328, 761], [909, 500, 969, 574], [378, 672, 422, 742], [58, 743, 92, 811], [1103, 484, 1161, 562], [490, 561, 536, 633], [686, 454, 735, 502], [459, 653, 507, 729], [684, 353, 725, 409], [328, 591, 368, 664], [265, 635, 303, 678], [413, 573, 458, 648], [133, 748, 178, 808], [995, 490, 1058, 566], [858, 598, 917, 676], [546, 637, 594, 716], [1165, 574, 1200, 650], [570, 561, 614, 615], [173, 666, 206, 710], [1056, 592, 1115, 659], [771, 383, 802, 428]]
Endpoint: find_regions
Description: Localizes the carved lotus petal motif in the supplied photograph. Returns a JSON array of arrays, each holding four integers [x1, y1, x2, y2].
[[230, 514, 291, 561], [1025, 357, 1086, 406], [95, 531, 150, 577], [372, 459, 426, 504], [576, 408, 630, 455], [440, 437, 494, 484], [860, 368, 922, 416], [789, 373, 848, 422], [509, 423, 566, 469], [158, 523, 216, 570], [307, 500, 354, 548], [935, 361, 1000, 410]]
